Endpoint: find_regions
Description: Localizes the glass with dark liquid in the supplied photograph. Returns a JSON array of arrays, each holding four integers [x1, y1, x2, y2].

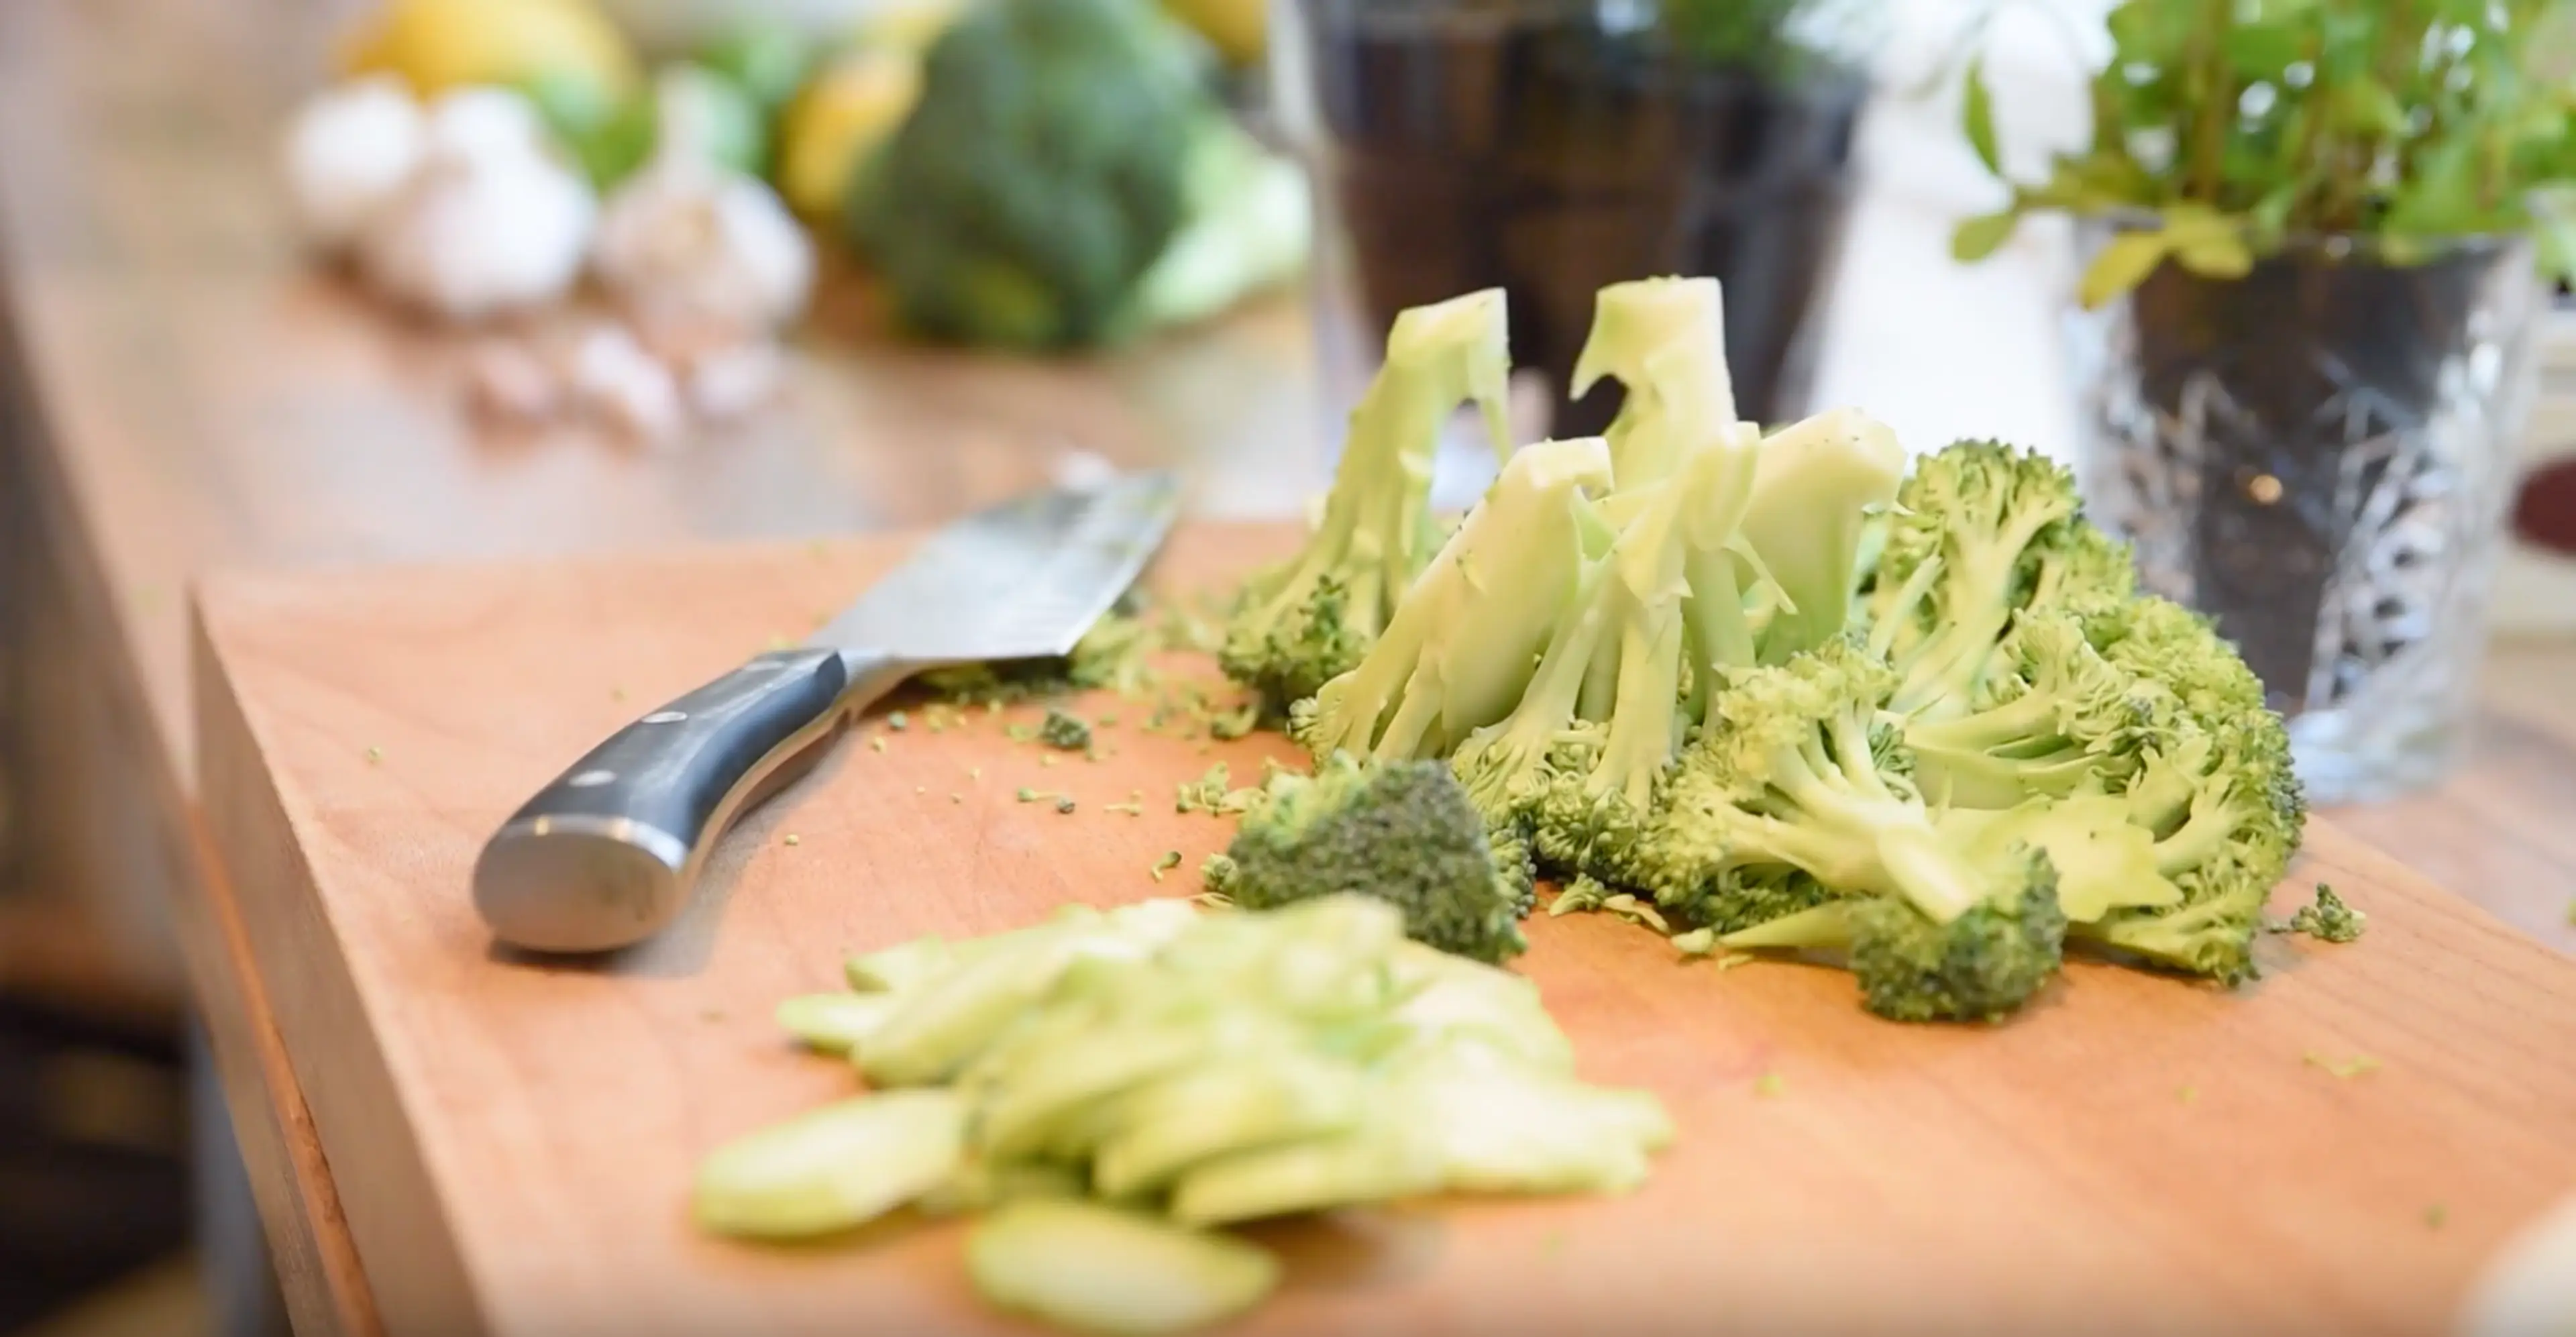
[[1271, 0, 1868, 442]]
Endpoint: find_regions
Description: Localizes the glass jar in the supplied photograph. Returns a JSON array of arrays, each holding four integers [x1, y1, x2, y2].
[[1267, 0, 1871, 478], [2067, 228, 2543, 804]]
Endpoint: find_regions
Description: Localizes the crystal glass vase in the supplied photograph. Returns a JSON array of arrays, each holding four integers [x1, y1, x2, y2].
[[2068, 229, 2543, 804]]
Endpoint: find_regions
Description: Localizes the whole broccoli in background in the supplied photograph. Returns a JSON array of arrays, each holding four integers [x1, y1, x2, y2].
[[1220, 289, 1513, 708], [847, 0, 1204, 350], [1205, 757, 1528, 965]]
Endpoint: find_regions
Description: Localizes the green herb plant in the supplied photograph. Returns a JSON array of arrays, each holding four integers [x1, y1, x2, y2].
[[1951, 0, 2576, 306]]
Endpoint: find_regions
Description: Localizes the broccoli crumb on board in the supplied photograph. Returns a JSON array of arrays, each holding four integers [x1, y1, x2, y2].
[[2284, 884, 2366, 943], [364, 746, 384, 765], [1016, 788, 1046, 803], [888, 711, 910, 732], [869, 735, 888, 753], [2177, 1085, 2199, 1104], [1174, 763, 1232, 814], [1106, 801, 1144, 816], [2424, 1204, 2447, 1230], [1038, 709, 1092, 751], [1055, 797, 1077, 814], [1752, 1073, 1786, 1098], [2303, 1052, 2380, 1079], [1150, 851, 1183, 881], [784, 834, 801, 847]]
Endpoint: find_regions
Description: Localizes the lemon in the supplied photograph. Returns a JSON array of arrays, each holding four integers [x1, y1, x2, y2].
[[775, 47, 924, 220], [340, 0, 641, 100], [1161, 0, 1265, 66]]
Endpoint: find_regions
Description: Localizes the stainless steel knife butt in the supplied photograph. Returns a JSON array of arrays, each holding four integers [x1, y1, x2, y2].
[[472, 470, 1181, 955]]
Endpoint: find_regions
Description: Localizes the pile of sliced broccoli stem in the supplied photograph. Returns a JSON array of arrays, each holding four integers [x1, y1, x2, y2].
[[1215, 279, 2308, 1024]]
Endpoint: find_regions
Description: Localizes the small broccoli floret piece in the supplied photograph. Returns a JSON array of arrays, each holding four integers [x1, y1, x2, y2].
[[1222, 290, 1513, 707], [1852, 851, 2065, 1022], [1627, 639, 2004, 932], [1214, 756, 1527, 964], [1864, 441, 2137, 718], [2286, 884, 2365, 943], [1722, 849, 2068, 1022], [1037, 709, 1091, 751]]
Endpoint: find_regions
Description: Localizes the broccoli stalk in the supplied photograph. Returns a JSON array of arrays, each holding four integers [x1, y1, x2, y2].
[[1739, 409, 1909, 662], [1207, 756, 1529, 964], [1444, 420, 1758, 831], [1570, 277, 1737, 489], [1220, 289, 1513, 706], [1293, 435, 1615, 763]]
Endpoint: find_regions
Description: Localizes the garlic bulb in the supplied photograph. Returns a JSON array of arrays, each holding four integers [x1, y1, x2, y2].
[[356, 88, 596, 323], [281, 75, 426, 251], [591, 70, 813, 344]]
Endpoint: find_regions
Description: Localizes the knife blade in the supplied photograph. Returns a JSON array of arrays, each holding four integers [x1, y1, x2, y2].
[[472, 470, 1182, 954]]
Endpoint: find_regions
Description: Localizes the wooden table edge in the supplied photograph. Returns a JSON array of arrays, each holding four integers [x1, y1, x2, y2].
[[176, 807, 384, 1337]]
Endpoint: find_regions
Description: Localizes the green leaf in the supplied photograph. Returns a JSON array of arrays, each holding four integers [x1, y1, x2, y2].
[[2223, 22, 2306, 81], [2177, 233, 2255, 279], [2328, 79, 2407, 136], [2158, 201, 2236, 245], [1963, 56, 2002, 178], [1952, 209, 2020, 262], [2080, 231, 2174, 309]]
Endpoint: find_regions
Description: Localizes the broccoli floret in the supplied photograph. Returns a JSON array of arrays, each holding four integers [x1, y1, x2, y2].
[[1863, 441, 2137, 718], [1213, 756, 1527, 964], [1629, 641, 2007, 935], [847, 0, 1205, 349], [1722, 849, 2068, 1022], [2286, 884, 2365, 943], [1038, 709, 1092, 751], [1222, 290, 1513, 708]]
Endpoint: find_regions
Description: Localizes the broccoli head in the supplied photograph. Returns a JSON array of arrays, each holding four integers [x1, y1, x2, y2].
[[847, 0, 1205, 350], [1222, 290, 1513, 708], [1213, 756, 1527, 964]]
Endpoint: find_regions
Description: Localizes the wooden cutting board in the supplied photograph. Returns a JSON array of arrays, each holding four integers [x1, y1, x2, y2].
[[193, 525, 2576, 1337]]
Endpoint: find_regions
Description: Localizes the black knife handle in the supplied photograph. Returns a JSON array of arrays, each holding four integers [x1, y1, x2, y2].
[[472, 647, 901, 953]]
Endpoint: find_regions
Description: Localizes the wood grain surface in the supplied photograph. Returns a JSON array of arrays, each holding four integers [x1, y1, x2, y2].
[[194, 527, 2576, 1337]]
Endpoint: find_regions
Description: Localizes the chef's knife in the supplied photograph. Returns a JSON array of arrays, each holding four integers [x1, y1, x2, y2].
[[472, 470, 1182, 953]]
